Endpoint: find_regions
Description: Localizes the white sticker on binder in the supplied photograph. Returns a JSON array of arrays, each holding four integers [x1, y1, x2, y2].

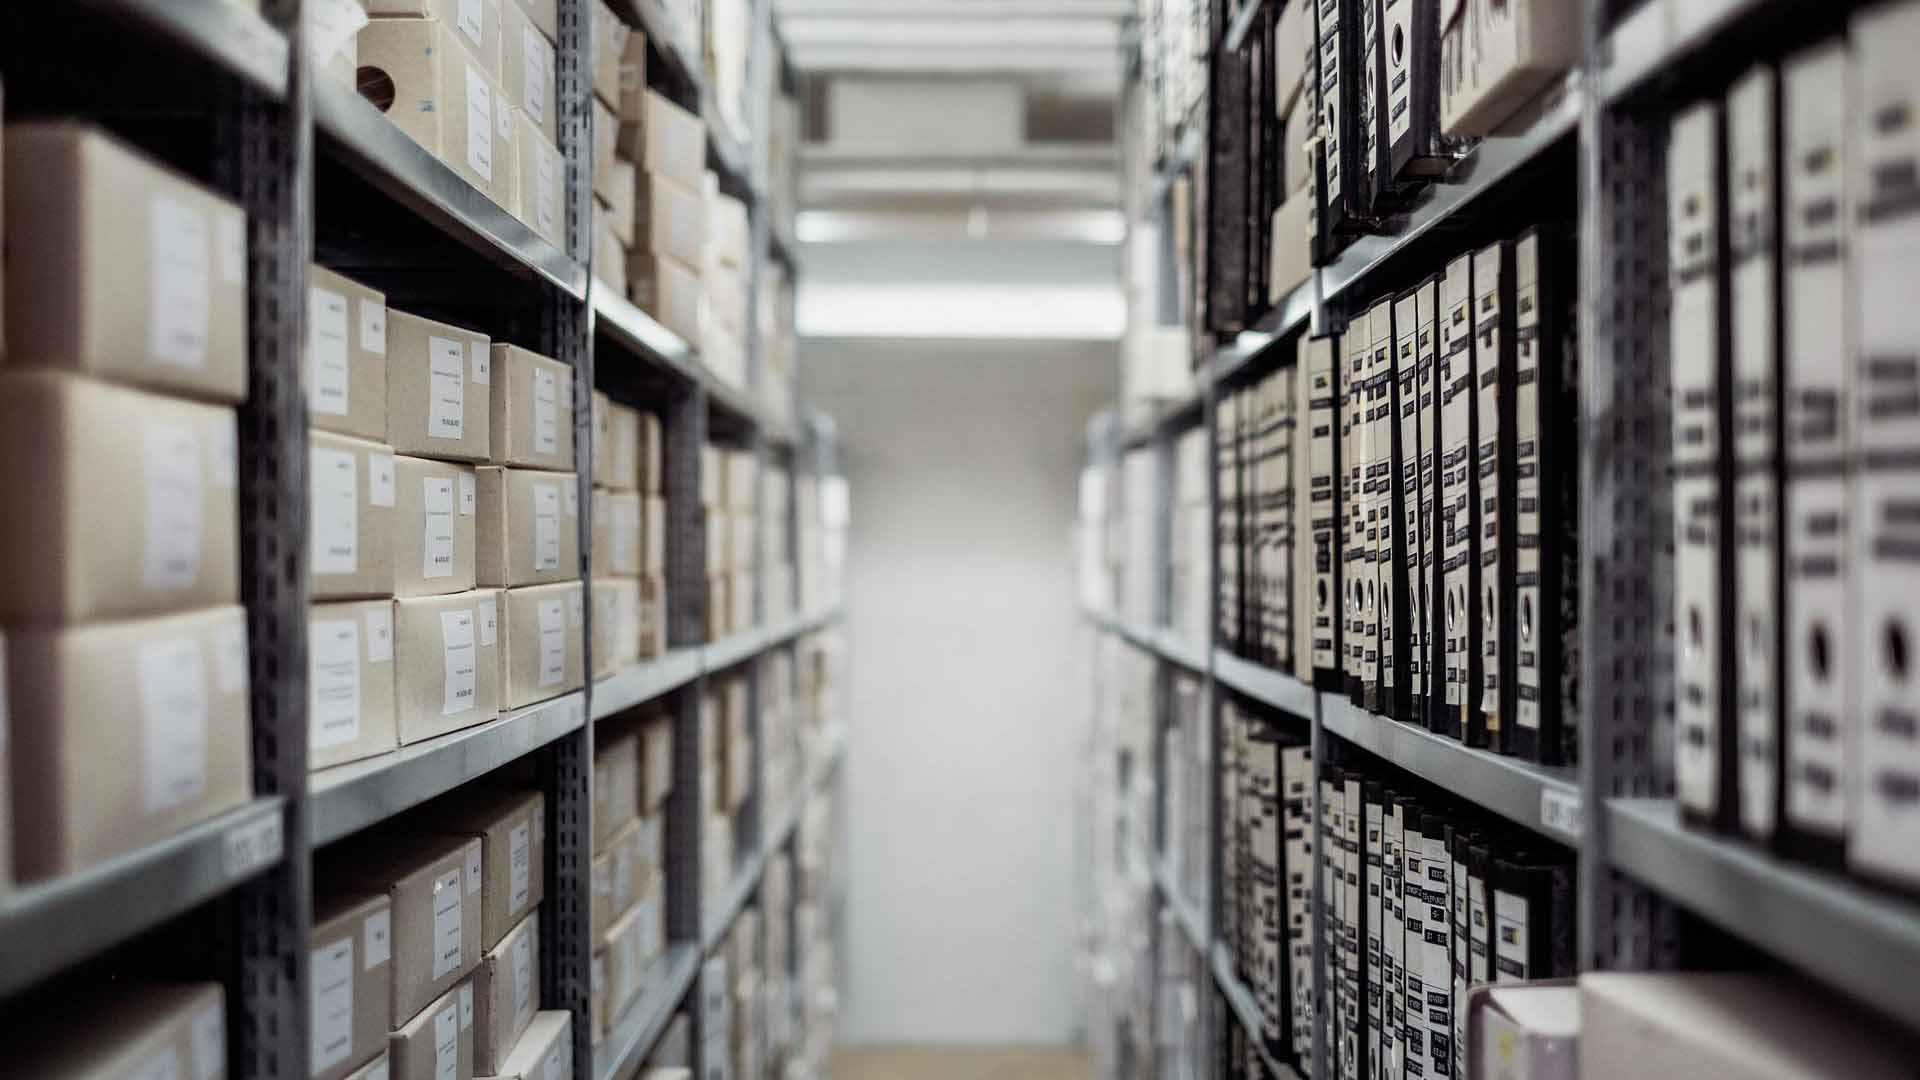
[[460, 471, 476, 516], [359, 296, 387, 356], [310, 286, 351, 415], [138, 635, 208, 813], [465, 65, 493, 182], [366, 605, 394, 664], [214, 619, 248, 695], [369, 453, 396, 508], [465, 845, 482, 895], [510, 822, 532, 913], [310, 938, 355, 1074], [471, 341, 490, 386], [424, 477, 456, 579], [534, 482, 562, 571], [535, 367, 560, 455], [311, 446, 359, 576], [432, 868, 463, 978], [433, 1001, 458, 1080], [363, 907, 391, 968], [538, 599, 566, 686], [429, 335, 466, 439], [150, 191, 211, 370], [512, 925, 534, 1022], [457, 0, 484, 47], [480, 597, 499, 647], [523, 26, 550, 120], [143, 423, 203, 589], [441, 608, 477, 716], [310, 618, 362, 749]]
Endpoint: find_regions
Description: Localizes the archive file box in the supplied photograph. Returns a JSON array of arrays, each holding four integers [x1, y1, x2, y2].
[[1396, 288, 1430, 719], [1368, 300, 1398, 717], [1310, 334, 1345, 685], [386, 310, 492, 464], [310, 892, 393, 1080], [318, 831, 485, 1027], [1417, 277, 1444, 731], [1347, 329, 1373, 701], [311, 431, 398, 602], [308, 264, 389, 443], [310, 598, 399, 770], [1473, 240, 1515, 753], [1440, 252, 1479, 741]]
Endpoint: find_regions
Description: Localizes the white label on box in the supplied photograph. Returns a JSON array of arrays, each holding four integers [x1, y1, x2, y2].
[[535, 366, 560, 455], [221, 812, 281, 879], [512, 926, 534, 1022], [433, 868, 464, 978], [364, 907, 392, 968], [535, 147, 558, 240], [510, 821, 532, 912], [543, 1042, 566, 1080], [459, 981, 474, 1029], [471, 341, 490, 386], [429, 336, 466, 439], [310, 285, 351, 415], [460, 471, 476, 516], [366, 605, 394, 664], [150, 191, 211, 370], [466, 845, 482, 895], [311, 446, 359, 575], [480, 597, 499, 647], [563, 483, 577, 518], [211, 420, 237, 491], [360, 297, 387, 356], [310, 938, 355, 1074], [538, 598, 566, 686], [143, 423, 204, 589], [311, 618, 362, 748], [523, 27, 550, 119], [534, 482, 562, 571], [568, 589, 583, 628], [214, 619, 248, 695], [441, 608, 477, 715], [424, 477, 456, 579], [191, 998, 224, 1080], [434, 1002, 458, 1080], [466, 65, 493, 182], [138, 636, 208, 813], [129, 1047, 181, 1080], [367, 455, 396, 510], [457, 0, 484, 47], [217, 212, 246, 287]]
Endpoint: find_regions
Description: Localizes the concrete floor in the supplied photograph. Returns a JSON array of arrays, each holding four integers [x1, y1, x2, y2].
[[830, 1047, 1093, 1080]]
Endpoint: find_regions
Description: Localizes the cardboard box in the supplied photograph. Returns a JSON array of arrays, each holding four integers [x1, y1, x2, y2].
[[729, 570, 752, 634], [498, 580, 586, 709], [594, 491, 642, 579], [594, 208, 628, 296], [728, 514, 754, 571], [640, 715, 673, 810], [592, 97, 618, 201], [0, 371, 238, 622], [703, 510, 729, 575], [593, 730, 639, 852], [4, 122, 248, 403], [634, 871, 666, 968], [700, 445, 724, 508], [489, 345, 575, 471], [364, 0, 504, 80], [394, 590, 501, 743], [644, 497, 666, 573], [308, 0, 365, 89], [1466, 981, 1578, 1080], [1267, 192, 1313, 303], [312, 431, 399, 601], [592, 577, 641, 677], [632, 169, 706, 270], [721, 701, 751, 811], [705, 574, 729, 640], [477, 467, 580, 588], [320, 831, 483, 1026], [344, 1051, 391, 1080], [501, 0, 557, 142], [473, 911, 539, 1074], [638, 574, 666, 658], [310, 892, 394, 1080], [430, 787, 545, 950], [591, 0, 629, 108], [726, 453, 754, 513], [308, 265, 390, 441], [6, 605, 252, 881], [359, 18, 517, 207], [490, 1010, 572, 1080], [514, 115, 566, 251], [635, 811, 663, 884], [590, 950, 608, 1044], [618, 28, 650, 120], [388, 978, 474, 1080], [510, 0, 557, 41], [708, 193, 749, 272], [598, 397, 642, 492], [603, 902, 648, 1021], [622, 90, 705, 189], [627, 251, 703, 345], [6, 983, 228, 1079], [310, 599, 400, 770], [386, 310, 492, 462], [592, 816, 642, 942], [634, 412, 664, 494], [394, 455, 478, 597], [603, 158, 637, 247]]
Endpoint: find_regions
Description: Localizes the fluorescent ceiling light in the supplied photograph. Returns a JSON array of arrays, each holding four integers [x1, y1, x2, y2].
[[796, 208, 1126, 245], [798, 282, 1125, 340]]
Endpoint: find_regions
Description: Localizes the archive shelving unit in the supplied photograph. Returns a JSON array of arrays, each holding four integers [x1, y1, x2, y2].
[[1087, 0, 1920, 1075], [0, 3, 844, 1079]]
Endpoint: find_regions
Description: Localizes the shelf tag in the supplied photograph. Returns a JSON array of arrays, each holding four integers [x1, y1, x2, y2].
[[1539, 787, 1584, 839], [223, 811, 283, 879]]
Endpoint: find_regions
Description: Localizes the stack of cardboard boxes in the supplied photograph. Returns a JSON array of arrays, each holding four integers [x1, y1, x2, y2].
[[761, 852, 794, 1073], [1, 122, 255, 889], [588, 712, 672, 1044], [8, 984, 234, 1080], [796, 631, 840, 774], [719, 904, 764, 1079], [702, 443, 759, 640], [700, 183, 752, 390], [355, 0, 569, 252], [757, 262, 796, 429], [760, 461, 795, 623], [311, 787, 567, 1080], [760, 649, 796, 817], [701, 673, 753, 907], [589, 393, 667, 678]]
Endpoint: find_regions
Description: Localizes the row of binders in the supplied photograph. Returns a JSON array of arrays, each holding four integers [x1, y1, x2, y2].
[[1219, 223, 1582, 766], [1667, 3, 1920, 894]]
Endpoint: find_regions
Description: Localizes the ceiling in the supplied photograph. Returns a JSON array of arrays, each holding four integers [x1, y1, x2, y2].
[[773, 0, 1131, 87]]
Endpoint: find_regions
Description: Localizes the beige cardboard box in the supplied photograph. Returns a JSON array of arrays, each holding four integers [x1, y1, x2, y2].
[[591, 816, 641, 942], [308, 265, 389, 441], [702, 510, 728, 575], [359, 18, 516, 207], [310, 599, 400, 770], [634, 412, 663, 494], [730, 570, 752, 632], [617, 27, 650, 119], [496, 581, 586, 709], [595, 492, 642, 578], [638, 574, 665, 659], [394, 455, 478, 597], [394, 590, 501, 743], [598, 397, 642, 491], [704, 264, 747, 338], [514, 114, 566, 251], [627, 251, 702, 345], [591, 577, 641, 678], [602, 902, 647, 1022], [729, 514, 755, 571], [622, 90, 705, 189], [501, 0, 557, 142], [721, 708, 751, 812], [704, 574, 728, 640], [594, 207, 628, 297], [727, 452, 755, 513], [477, 467, 580, 588], [7, 606, 251, 881], [310, 892, 394, 1080], [491, 1010, 572, 1080], [312, 431, 399, 601], [0, 371, 238, 622], [388, 978, 474, 1080], [386, 310, 491, 462], [489, 345, 575, 470], [321, 831, 483, 1026], [699, 445, 724, 508], [592, 729, 638, 852], [510, 0, 557, 40], [7, 983, 228, 1079], [344, 1051, 391, 1080], [590, 949, 608, 1044], [643, 497, 666, 573], [592, 97, 618, 201], [591, 0, 628, 107], [640, 715, 673, 811], [631, 169, 705, 270], [364, 0, 504, 80], [4, 123, 248, 404], [603, 157, 637, 247], [633, 871, 666, 967], [308, 0, 364, 89], [634, 811, 663, 885], [708, 193, 749, 271], [428, 787, 545, 950], [473, 911, 539, 1075], [1267, 192, 1314, 303]]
